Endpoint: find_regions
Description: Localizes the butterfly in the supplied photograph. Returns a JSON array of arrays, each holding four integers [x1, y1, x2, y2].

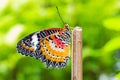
[[16, 24, 71, 69]]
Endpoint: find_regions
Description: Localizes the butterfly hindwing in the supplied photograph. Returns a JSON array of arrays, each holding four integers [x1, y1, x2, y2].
[[39, 32, 70, 68], [16, 24, 71, 69]]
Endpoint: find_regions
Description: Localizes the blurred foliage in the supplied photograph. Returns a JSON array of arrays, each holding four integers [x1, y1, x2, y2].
[[0, 0, 120, 80]]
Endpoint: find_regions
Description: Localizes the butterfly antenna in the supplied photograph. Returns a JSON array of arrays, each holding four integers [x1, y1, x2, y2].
[[56, 6, 65, 25]]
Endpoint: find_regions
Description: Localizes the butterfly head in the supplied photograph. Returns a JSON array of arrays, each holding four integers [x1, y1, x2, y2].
[[63, 24, 71, 35], [64, 24, 69, 29]]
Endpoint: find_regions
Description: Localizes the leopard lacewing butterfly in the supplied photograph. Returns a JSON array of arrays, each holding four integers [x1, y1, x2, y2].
[[16, 7, 71, 69], [16, 24, 71, 68]]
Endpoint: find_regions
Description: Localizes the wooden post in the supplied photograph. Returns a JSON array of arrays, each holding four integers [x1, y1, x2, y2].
[[72, 27, 82, 80]]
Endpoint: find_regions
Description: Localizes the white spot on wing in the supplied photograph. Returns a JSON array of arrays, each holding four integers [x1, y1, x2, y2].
[[31, 33, 39, 50]]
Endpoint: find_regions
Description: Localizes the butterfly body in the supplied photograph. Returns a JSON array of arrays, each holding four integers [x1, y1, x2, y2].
[[17, 24, 71, 69]]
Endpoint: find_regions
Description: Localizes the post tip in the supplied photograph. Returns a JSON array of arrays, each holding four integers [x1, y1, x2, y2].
[[73, 26, 82, 31]]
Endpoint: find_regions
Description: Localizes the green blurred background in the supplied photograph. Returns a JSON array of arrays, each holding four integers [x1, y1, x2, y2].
[[0, 0, 120, 80]]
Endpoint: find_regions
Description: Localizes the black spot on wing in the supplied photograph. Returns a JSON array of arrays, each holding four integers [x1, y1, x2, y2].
[[65, 57, 70, 63], [58, 62, 62, 69], [45, 60, 52, 68], [57, 62, 67, 69], [41, 55, 46, 62], [34, 50, 42, 59], [51, 62, 57, 69], [40, 31, 46, 38]]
